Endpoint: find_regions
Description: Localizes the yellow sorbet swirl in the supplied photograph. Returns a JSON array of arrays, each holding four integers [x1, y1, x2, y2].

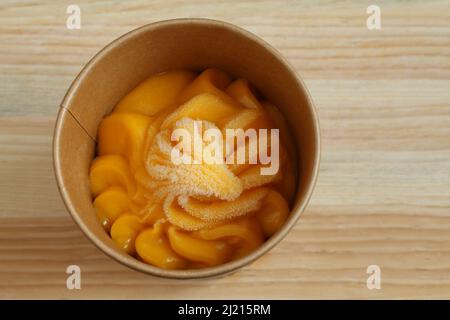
[[89, 68, 297, 269]]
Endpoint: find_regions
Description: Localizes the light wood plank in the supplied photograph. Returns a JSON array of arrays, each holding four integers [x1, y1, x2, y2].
[[0, 0, 449, 299]]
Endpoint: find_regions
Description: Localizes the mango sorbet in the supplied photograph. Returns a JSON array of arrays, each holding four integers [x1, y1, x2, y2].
[[89, 69, 297, 269]]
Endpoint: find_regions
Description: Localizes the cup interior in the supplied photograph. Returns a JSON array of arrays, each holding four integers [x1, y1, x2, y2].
[[54, 19, 320, 278]]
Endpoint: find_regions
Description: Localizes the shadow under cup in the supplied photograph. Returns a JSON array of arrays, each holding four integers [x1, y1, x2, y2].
[[53, 19, 320, 279]]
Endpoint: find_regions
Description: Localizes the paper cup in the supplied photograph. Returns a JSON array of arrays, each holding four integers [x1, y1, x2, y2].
[[53, 18, 320, 279]]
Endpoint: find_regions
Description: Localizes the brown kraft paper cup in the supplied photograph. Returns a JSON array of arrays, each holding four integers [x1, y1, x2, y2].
[[53, 18, 321, 279]]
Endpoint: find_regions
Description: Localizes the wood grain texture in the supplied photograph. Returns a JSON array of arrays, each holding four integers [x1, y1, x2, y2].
[[0, 0, 449, 299]]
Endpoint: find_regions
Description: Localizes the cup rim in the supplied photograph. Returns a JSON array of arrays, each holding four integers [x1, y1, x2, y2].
[[53, 18, 321, 279]]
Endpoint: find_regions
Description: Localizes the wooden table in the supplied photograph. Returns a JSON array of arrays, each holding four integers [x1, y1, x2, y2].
[[1, 0, 449, 299]]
